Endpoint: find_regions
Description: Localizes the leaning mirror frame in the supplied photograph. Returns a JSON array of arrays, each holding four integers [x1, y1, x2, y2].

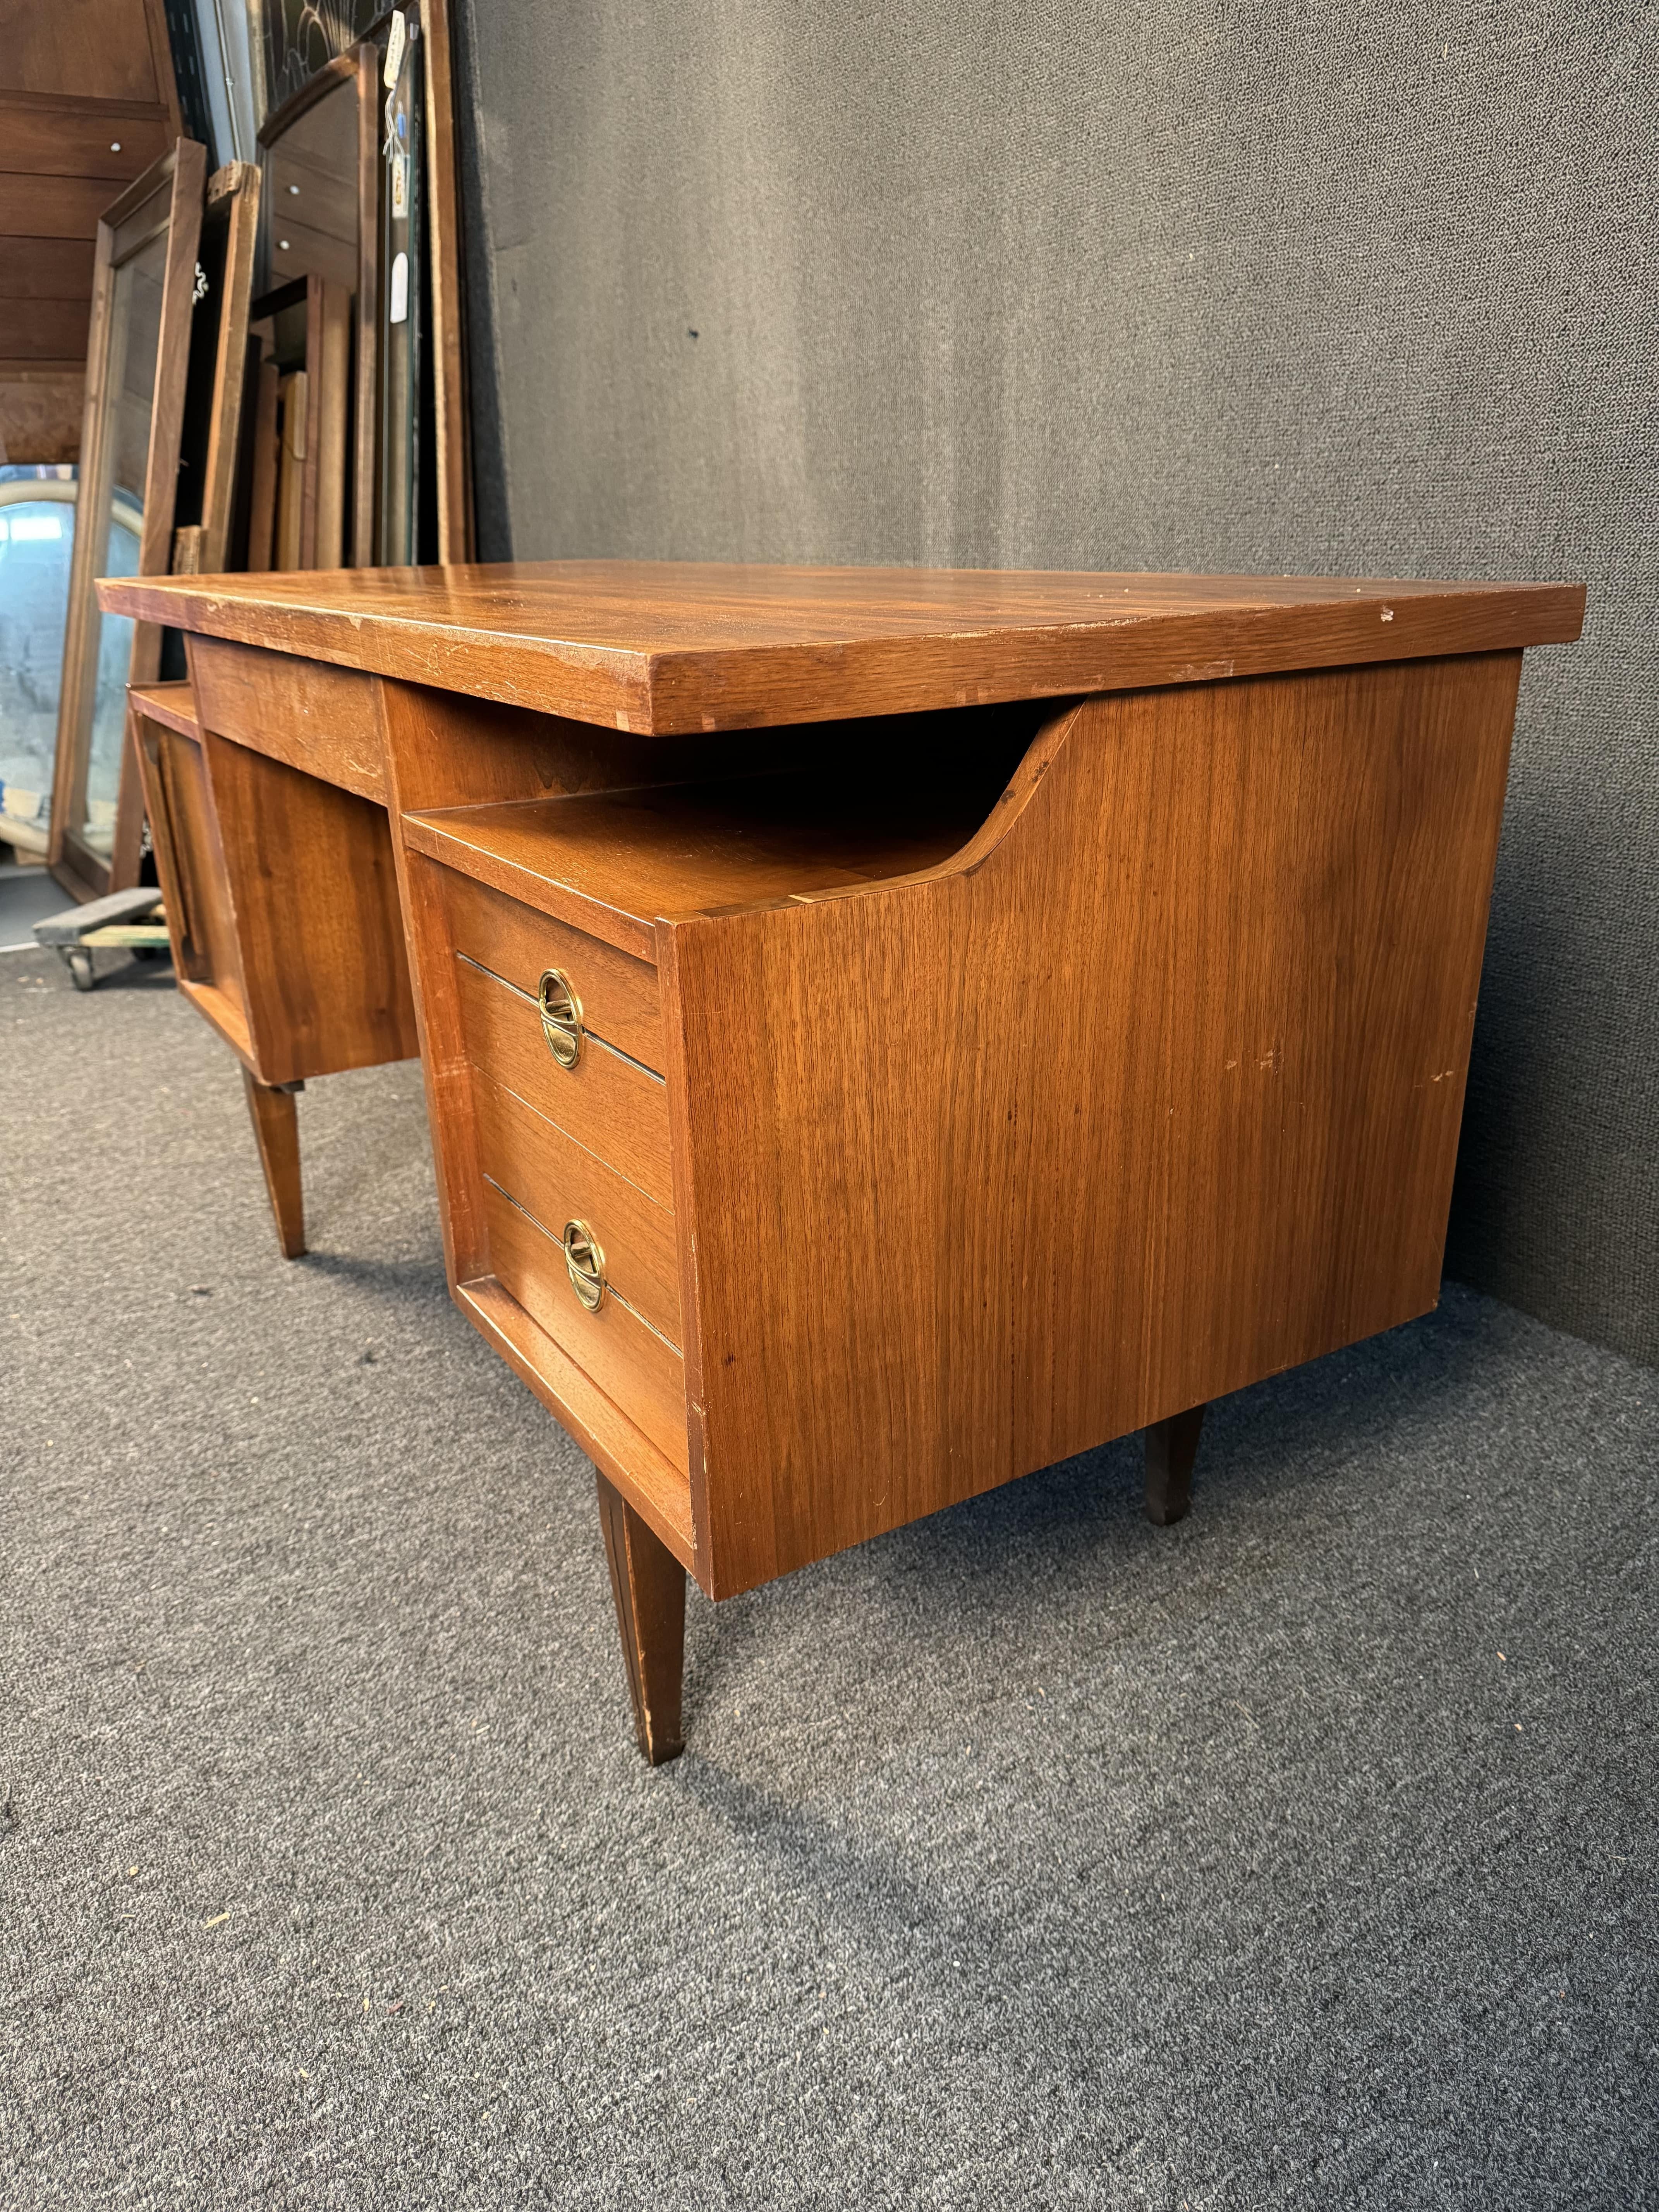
[[49, 146, 263, 901]]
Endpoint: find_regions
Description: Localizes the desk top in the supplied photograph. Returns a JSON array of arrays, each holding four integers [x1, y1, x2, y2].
[[99, 561, 1584, 735]]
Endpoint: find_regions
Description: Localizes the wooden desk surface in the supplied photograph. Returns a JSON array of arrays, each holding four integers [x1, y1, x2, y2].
[[98, 561, 1585, 735]]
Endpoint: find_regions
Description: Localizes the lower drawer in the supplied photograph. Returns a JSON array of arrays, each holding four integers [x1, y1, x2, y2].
[[481, 1179, 689, 1474], [473, 1068, 682, 1344]]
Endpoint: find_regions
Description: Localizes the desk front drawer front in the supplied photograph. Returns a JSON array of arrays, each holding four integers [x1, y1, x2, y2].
[[473, 1068, 682, 1345], [453, 953, 673, 1207], [188, 635, 385, 803], [444, 869, 665, 1069], [480, 1180, 688, 1472]]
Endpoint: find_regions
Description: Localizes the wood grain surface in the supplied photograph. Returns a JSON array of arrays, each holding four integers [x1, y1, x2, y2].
[[2, 298, 90, 358], [0, 234, 97, 298], [373, 677, 693, 1294], [0, 99, 170, 181], [472, 1068, 682, 1343], [0, 171, 126, 238], [95, 563, 1585, 734], [127, 676, 198, 740], [404, 763, 1018, 960], [393, 809, 699, 1557], [131, 701, 242, 1001], [246, 359, 280, 570], [274, 369, 304, 570], [351, 44, 378, 567], [241, 1071, 306, 1259], [201, 730, 418, 1085], [311, 281, 351, 568], [105, 575, 1575, 1764], [0, 0, 181, 113], [660, 652, 1524, 1596], [189, 636, 386, 802], [441, 866, 666, 1068], [596, 1470, 686, 1764], [379, 677, 711, 1557], [480, 1181, 688, 1473], [453, 955, 672, 1207]]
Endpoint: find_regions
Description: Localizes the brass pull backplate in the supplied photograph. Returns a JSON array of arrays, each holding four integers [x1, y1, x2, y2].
[[562, 1218, 606, 1312], [538, 967, 584, 1069]]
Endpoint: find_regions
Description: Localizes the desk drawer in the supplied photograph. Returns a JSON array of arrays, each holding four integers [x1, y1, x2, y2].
[[474, 1068, 682, 1345], [444, 869, 665, 1070], [455, 953, 673, 1207], [481, 1180, 688, 1472], [188, 635, 384, 803]]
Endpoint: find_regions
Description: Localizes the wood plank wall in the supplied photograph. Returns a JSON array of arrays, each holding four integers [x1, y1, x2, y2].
[[0, 0, 182, 462]]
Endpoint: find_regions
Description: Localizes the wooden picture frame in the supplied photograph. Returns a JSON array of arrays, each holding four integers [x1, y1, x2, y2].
[[245, 272, 352, 572], [169, 161, 263, 575], [421, 0, 472, 561], [252, 2, 471, 569], [253, 51, 370, 567], [48, 139, 205, 900], [354, 40, 381, 565], [196, 162, 263, 572]]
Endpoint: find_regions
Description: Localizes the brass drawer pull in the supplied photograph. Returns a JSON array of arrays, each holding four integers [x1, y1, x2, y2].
[[538, 967, 584, 1068], [562, 1218, 606, 1312]]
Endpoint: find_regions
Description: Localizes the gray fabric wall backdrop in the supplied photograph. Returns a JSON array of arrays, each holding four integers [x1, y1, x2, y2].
[[452, 0, 1657, 1365]]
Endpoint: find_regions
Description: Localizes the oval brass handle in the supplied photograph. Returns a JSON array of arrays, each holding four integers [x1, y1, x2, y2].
[[562, 1218, 606, 1312], [537, 967, 584, 1069]]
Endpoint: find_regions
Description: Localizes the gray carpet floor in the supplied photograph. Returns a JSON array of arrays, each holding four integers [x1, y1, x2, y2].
[[2, 948, 1655, 2211]]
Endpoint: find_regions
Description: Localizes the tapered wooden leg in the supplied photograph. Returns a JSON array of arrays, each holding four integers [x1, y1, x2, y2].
[[1145, 1403, 1206, 1525], [596, 1472, 686, 1765], [241, 1070, 306, 1260]]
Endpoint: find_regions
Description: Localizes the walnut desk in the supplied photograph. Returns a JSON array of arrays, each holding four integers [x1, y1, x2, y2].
[[97, 564, 1584, 1762]]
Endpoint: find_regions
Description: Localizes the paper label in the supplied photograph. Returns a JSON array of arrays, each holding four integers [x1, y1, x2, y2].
[[383, 11, 407, 88], [389, 250, 409, 325], [392, 146, 409, 218]]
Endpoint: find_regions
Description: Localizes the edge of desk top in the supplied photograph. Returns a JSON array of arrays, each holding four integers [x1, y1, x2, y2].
[[97, 561, 1586, 735]]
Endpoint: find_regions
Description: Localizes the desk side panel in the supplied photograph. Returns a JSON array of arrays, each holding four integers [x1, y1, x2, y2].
[[201, 730, 420, 1084], [131, 707, 249, 1026], [665, 653, 1523, 1597]]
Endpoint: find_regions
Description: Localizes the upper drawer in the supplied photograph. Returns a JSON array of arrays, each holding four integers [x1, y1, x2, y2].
[[443, 868, 665, 1070]]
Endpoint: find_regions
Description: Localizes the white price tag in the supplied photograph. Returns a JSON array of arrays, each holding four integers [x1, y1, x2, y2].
[[383, 12, 407, 88], [389, 250, 409, 325]]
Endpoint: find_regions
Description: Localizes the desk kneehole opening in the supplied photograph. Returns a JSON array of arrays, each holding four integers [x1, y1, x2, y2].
[[562, 1217, 606, 1311]]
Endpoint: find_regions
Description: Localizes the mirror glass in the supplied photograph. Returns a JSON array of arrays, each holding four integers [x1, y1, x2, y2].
[[265, 68, 359, 293], [0, 477, 74, 853], [76, 226, 169, 857], [259, 0, 383, 113], [0, 476, 138, 857]]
